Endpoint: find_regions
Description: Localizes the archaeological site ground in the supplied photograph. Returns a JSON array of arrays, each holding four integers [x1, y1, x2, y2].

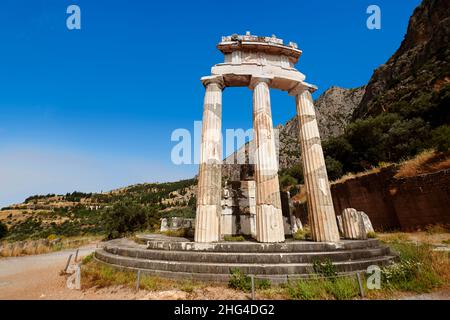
[[0, 0, 449, 315]]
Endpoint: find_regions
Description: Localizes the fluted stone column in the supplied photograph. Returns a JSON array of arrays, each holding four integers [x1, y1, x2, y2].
[[295, 89, 340, 242], [341, 208, 368, 240], [195, 76, 224, 243], [251, 77, 285, 243]]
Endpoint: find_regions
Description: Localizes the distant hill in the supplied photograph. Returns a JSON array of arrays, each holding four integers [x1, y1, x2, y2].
[[0, 179, 197, 241]]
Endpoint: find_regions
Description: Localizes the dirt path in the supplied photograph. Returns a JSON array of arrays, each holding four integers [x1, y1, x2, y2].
[[0, 245, 96, 300]]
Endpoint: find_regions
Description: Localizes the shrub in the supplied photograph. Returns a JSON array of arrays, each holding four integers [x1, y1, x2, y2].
[[228, 268, 271, 292], [82, 253, 94, 264], [0, 222, 7, 239], [312, 258, 338, 278], [430, 126, 450, 152], [325, 156, 343, 181], [279, 175, 297, 188], [383, 242, 442, 293], [285, 165, 304, 184], [289, 185, 300, 197], [367, 231, 377, 239], [102, 202, 157, 239], [293, 228, 311, 241]]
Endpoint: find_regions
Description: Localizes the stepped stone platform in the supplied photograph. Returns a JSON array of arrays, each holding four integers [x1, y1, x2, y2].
[[95, 234, 396, 283]]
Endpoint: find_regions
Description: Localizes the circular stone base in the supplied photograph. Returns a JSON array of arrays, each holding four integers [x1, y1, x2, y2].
[[95, 234, 395, 283]]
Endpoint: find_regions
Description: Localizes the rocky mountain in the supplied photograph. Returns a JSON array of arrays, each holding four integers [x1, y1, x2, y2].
[[353, 0, 450, 119], [222, 85, 365, 178], [277, 86, 365, 170]]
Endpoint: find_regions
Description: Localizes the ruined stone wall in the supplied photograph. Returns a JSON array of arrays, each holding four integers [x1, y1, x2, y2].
[[331, 168, 450, 231]]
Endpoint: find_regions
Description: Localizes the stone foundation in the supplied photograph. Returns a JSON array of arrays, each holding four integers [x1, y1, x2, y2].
[[96, 235, 396, 282]]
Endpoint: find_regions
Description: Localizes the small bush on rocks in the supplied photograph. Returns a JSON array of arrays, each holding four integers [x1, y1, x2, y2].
[[312, 259, 338, 278], [228, 268, 271, 292]]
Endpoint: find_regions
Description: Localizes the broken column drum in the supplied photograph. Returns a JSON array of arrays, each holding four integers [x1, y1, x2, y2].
[[196, 33, 341, 243]]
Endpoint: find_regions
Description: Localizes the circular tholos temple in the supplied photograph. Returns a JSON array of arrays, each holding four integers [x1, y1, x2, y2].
[[96, 33, 395, 280]]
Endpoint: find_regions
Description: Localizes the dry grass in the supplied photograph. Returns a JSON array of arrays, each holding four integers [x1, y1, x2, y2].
[[82, 259, 208, 293], [332, 162, 393, 185], [377, 228, 450, 246], [395, 149, 450, 178], [331, 150, 450, 185], [0, 236, 100, 257]]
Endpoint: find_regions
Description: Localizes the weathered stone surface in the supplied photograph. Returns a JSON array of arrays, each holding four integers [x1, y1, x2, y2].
[[332, 167, 450, 231], [295, 90, 340, 242], [359, 211, 375, 233], [252, 78, 285, 243], [341, 208, 367, 240], [198, 33, 342, 243], [96, 237, 395, 282], [195, 77, 224, 243], [220, 180, 256, 237], [337, 215, 344, 235]]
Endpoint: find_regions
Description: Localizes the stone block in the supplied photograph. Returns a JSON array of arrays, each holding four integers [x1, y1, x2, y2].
[[342, 208, 367, 240]]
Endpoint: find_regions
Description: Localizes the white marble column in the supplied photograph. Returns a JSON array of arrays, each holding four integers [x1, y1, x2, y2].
[[251, 77, 285, 243], [295, 89, 340, 242], [195, 76, 224, 243]]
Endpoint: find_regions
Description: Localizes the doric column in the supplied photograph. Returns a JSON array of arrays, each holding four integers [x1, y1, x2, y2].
[[195, 76, 224, 243], [250, 77, 285, 243], [295, 88, 340, 242]]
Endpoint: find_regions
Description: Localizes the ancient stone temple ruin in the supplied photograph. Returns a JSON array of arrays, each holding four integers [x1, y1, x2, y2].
[[95, 34, 394, 282], [196, 33, 340, 243]]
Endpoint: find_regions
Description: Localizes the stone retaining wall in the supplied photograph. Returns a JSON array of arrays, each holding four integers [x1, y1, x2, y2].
[[331, 168, 450, 231]]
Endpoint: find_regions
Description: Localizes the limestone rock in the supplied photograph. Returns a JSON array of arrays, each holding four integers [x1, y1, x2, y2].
[[336, 215, 344, 235], [341, 208, 367, 240], [358, 211, 374, 233], [353, 0, 450, 119]]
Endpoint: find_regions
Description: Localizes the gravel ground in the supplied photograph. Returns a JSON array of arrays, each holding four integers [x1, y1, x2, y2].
[[0, 245, 97, 300]]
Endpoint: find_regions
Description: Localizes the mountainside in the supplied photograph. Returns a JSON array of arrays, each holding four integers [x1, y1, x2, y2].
[[0, 179, 197, 241], [353, 0, 450, 119], [278, 86, 365, 170]]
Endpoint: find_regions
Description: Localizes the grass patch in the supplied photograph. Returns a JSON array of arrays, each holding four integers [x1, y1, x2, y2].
[[381, 242, 444, 293], [81, 259, 206, 292], [367, 231, 377, 239], [286, 276, 359, 300], [228, 268, 271, 292], [223, 235, 245, 242], [0, 236, 99, 257], [292, 227, 311, 241], [286, 278, 328, 300], [425, 224, 450, 235], [312, 259, 338, 278], [395, 149, 450, 178], [161, 228, 192, 238]]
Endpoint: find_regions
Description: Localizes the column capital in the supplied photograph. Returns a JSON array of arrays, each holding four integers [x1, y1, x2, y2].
[[201, 75, 225, 90], [288, 81, 318, 96], [248, 76, 273, 90]]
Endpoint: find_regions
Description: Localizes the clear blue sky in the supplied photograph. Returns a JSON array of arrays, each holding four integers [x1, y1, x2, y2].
[[0, 0, 421, 207]]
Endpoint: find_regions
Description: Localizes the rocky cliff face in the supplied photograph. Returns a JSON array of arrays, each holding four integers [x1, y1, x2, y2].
[[222, 86, 365, 178], [277, 86, 365, 170], [353, 0, 450, 119]]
